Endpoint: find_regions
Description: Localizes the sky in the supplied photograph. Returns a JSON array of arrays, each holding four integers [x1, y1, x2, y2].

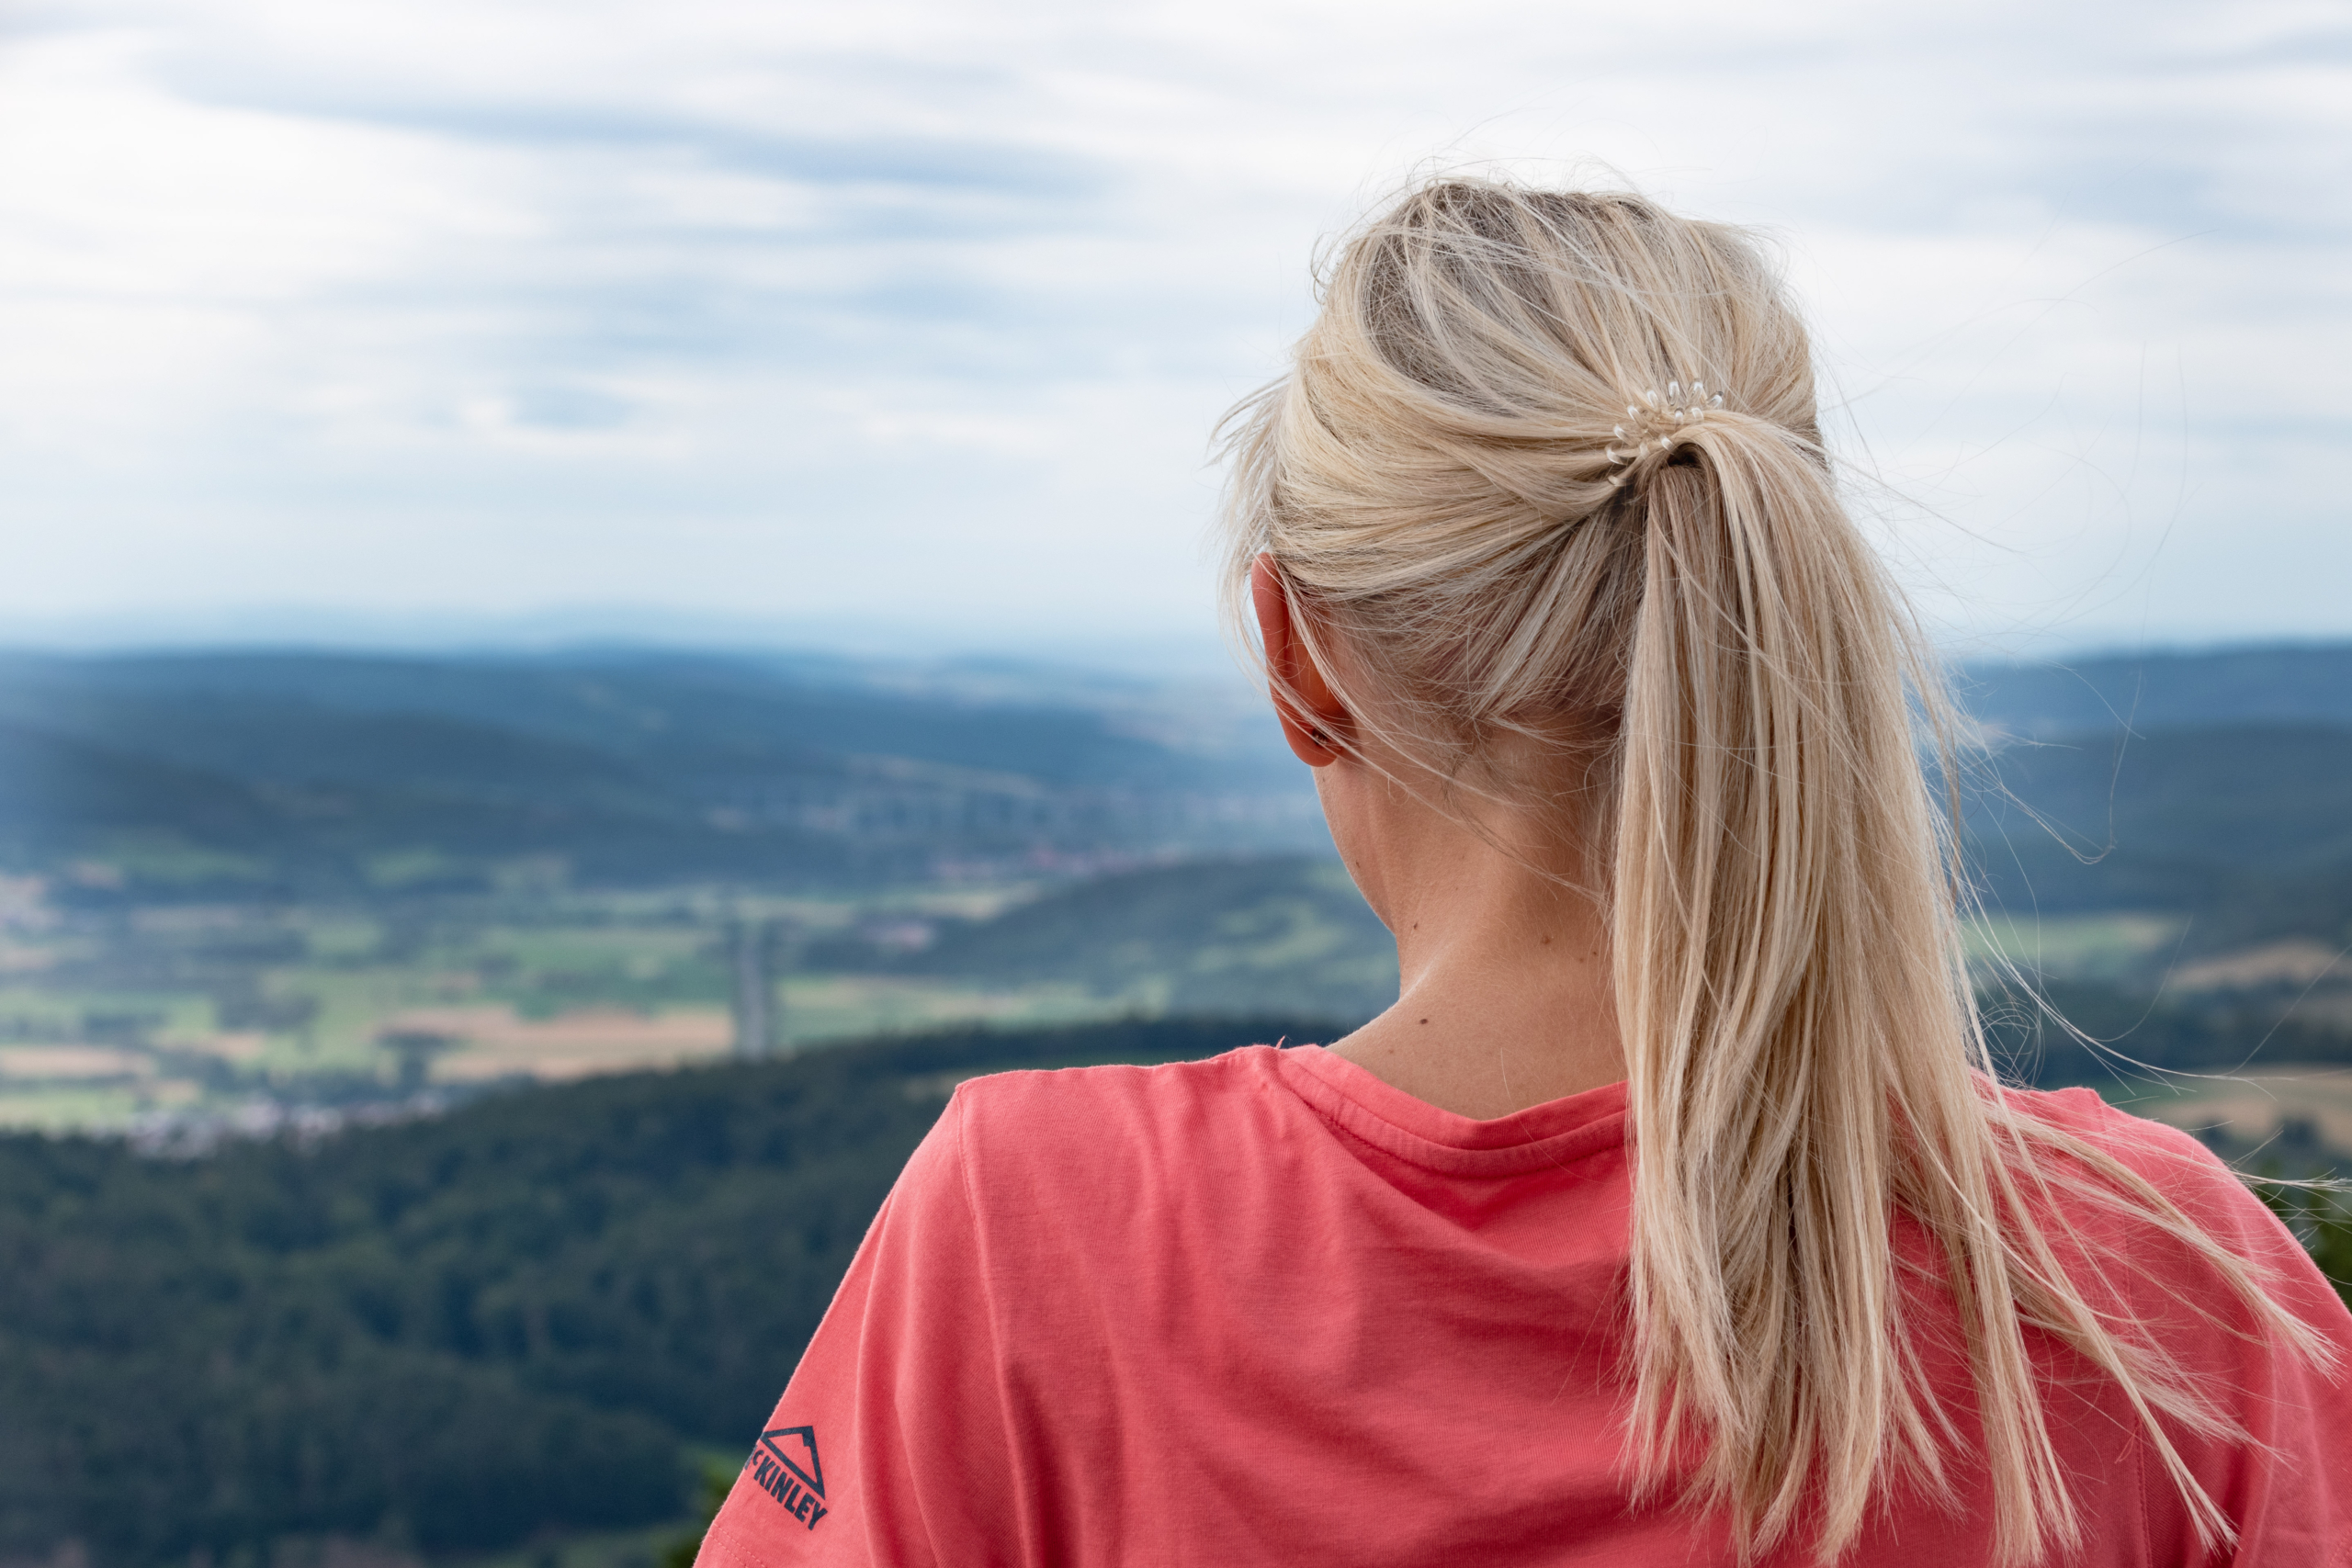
[[1, 0, 2347, 663]]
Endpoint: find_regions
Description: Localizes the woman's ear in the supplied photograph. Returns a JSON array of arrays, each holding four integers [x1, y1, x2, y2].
[[1250, 555, 1348, 768]]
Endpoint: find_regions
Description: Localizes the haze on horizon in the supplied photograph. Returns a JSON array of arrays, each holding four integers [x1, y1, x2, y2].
[[2, 0, 2346, 663]]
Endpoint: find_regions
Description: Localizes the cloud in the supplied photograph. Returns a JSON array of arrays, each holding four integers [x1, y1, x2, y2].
[[0, 0, 2347, 653]]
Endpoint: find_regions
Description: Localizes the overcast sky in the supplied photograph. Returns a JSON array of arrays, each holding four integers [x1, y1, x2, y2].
[[2, 0, 2346, 661]]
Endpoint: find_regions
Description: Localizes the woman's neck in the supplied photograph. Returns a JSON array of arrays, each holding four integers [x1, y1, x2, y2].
[[1319, 761, 1626, 1120]]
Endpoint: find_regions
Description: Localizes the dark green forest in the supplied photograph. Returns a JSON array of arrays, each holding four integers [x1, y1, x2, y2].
[[0, 1017, 1336, 1567]]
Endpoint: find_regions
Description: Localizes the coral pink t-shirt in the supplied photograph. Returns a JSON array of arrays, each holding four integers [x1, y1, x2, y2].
[[695, 1045, 2352, 1566]]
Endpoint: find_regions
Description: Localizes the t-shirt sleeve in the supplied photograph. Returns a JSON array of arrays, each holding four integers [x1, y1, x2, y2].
[[694, 1089, 1025, 1568], [2096, 1110, 2352, 1564]]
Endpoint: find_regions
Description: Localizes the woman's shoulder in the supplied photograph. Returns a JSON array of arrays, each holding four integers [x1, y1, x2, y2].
[[944, 1043, 1294, 1159], [912, 1048, 1326, 1232], [2007, 1082, 2242, 1183], [1998, 1081, 2310, 1278]]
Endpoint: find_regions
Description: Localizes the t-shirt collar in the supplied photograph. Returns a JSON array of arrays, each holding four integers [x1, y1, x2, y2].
[[1274, 1044, 1630, 1177]]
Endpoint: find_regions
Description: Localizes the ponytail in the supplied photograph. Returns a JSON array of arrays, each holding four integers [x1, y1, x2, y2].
[[1219, 175, 2329, 1564], [1615, 423, 1926, 1550]]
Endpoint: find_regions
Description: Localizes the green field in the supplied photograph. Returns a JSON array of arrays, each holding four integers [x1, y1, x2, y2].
[[0, 863, 1390, 1131], [1962, 910, 2187, 982], [0, 880, 1141, 1131]]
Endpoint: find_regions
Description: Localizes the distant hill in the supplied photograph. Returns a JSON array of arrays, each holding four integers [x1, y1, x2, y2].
[[0, 650, 1318, 895], [0, 716, 861, 892], [1967, 723, 2352, 873], [9, 637, 2352, 937], [1962, 721, 2352, 937], [1945, 643, 2352, 944], [0, 649, 1257, 792], [815, 855, 1400, 1022], [1960, 643, 2352, 738]]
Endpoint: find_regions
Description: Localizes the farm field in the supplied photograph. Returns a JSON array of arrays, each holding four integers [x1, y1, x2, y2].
[[0, 879, 1131, 1132], [2114, 1065, 2352, 1162], [11, 863, 2352, 1142], [13, 644, 2352, 1145], [1962, 910, 2188, 983], [0, 852, 1408, 1134]]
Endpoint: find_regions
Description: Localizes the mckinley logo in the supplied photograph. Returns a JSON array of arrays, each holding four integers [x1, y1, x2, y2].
[[748, 1425, 829, 1530]]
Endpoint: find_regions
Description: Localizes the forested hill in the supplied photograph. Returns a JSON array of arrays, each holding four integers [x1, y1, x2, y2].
[[1961, 644, 2352, 738], [1951, 643, 2352, 949], [0, 1016, 1337, 1568], [7, 638, 2352, 904], [0, 649, 1316, 896]]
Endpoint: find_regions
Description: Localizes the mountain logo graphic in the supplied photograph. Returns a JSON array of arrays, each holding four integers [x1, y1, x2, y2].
[[747, 1425, 829, 1530], [758, 1426, 824, 1498]]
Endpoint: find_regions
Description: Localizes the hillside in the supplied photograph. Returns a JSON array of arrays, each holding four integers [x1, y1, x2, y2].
[[1969, 724, 2352, 874], [1947, 644, 2352, 927], [10, 639, 2352, 908], [1962, 721, 2352, 938], [0, 718, 864, 892], [0, 650, 1318, 897], [0, 650, 1231, 793], [1961, 644, 2352, 738], [812, 855, 1400, 1021]]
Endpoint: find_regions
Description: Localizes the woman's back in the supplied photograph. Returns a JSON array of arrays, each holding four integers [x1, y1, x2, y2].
[[697, 1047, 2352, 1566], [695, 172, 2352, 1564]]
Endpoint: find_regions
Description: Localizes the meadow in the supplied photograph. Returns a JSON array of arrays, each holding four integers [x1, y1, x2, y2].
[[0, 886, 1092, 1131], [0, 855, 1396, 1134]]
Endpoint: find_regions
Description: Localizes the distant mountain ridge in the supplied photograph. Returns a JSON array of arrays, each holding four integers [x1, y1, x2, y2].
[[0, 649, 1282, 790], [0, 649, 1317, 895], [1959, 643, 2352, 738], [5, 638, 2351, 912], [1965, 723, 2352, 874], [1951, 643, 2352, 943]]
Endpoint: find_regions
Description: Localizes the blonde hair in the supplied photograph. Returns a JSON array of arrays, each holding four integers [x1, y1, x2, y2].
[[1217, 177, 2325, 1564]]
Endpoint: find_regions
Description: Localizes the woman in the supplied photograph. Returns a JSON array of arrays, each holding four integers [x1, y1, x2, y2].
[[696, 178, 2352, 1565]]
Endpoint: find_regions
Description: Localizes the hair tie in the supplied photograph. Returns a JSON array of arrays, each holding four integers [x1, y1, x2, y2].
[[1603, 379, 1725, 468]]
